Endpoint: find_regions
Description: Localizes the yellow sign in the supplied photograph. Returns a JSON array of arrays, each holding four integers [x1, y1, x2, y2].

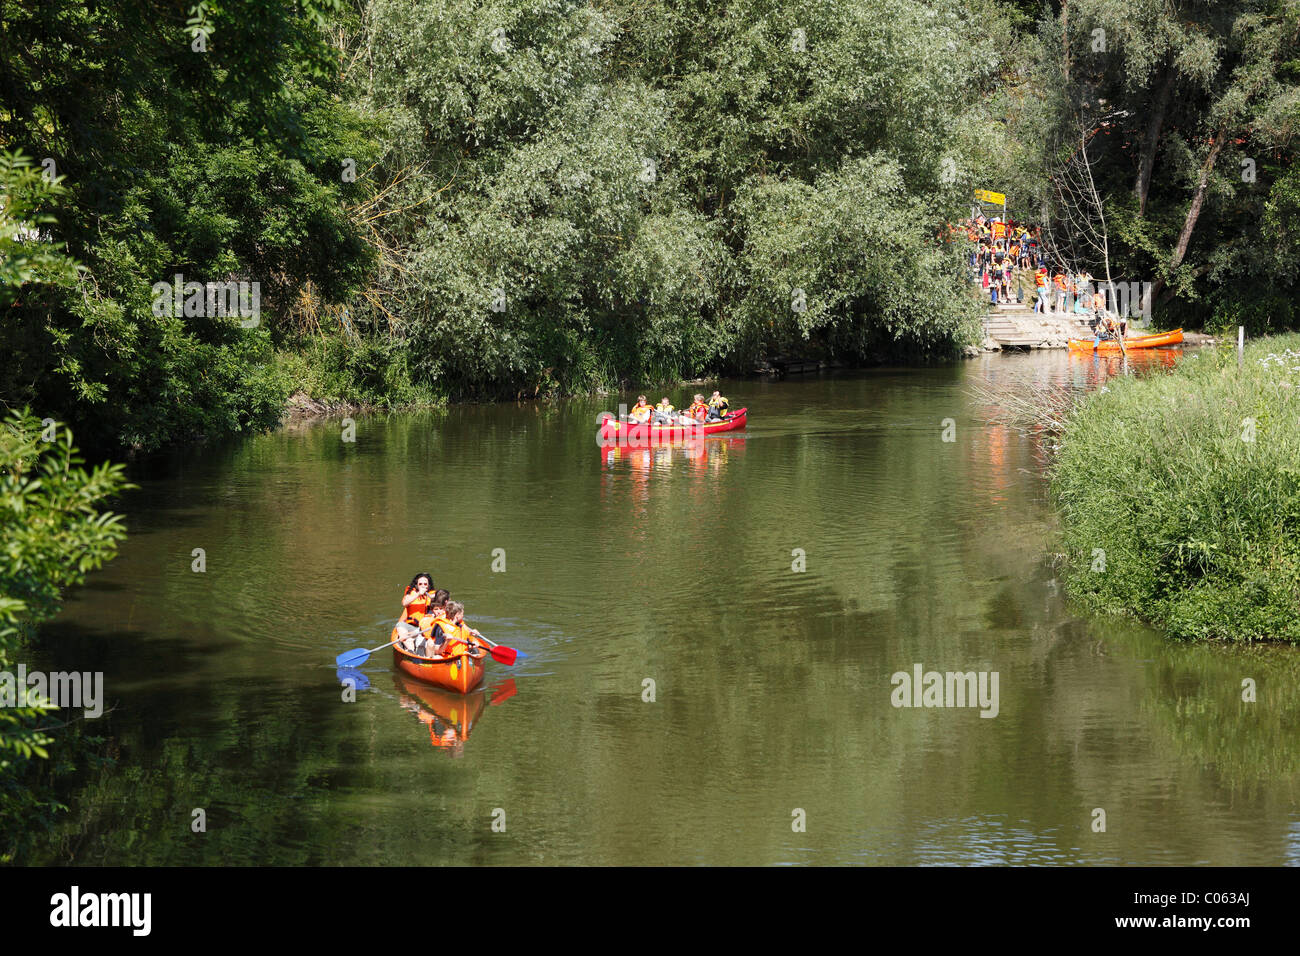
[[974, 189, 1006, 205]]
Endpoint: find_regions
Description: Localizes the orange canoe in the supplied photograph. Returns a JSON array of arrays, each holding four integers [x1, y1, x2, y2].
[[391, 626, 486, 694], [1067, 328, 1184, 352]]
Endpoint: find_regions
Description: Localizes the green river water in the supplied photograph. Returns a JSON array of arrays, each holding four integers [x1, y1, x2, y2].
[[28, 349, 1300, 865]]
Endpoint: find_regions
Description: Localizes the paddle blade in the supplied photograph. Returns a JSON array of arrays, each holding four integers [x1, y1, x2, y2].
[[336, 666, 370, 691], [489, 679, 518, 706], [488, 644, 518, 666], [336, 647, 371, 667]]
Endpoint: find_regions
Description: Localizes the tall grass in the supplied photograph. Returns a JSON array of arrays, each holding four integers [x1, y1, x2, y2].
[[1052, 335, 1300, 643]]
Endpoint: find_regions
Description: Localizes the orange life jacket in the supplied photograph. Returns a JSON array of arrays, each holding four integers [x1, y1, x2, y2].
[[420, 615, 476, 656], [403, 586, 433, 623], [437, 620, 478, 658], [688, 401, 708, 421], [629, 403, 652, 423], [418, 609, 449, 638]]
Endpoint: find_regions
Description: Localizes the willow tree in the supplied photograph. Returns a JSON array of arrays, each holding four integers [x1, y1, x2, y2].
[[345, 0, 1024, 394]]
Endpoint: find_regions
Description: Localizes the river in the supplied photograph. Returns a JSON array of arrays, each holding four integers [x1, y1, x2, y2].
[[30, 349, 1300, 865]]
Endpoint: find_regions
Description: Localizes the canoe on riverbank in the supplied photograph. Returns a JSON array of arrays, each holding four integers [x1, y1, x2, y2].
[[391, 629, 486, 693], [598, 408, 748, 443], [1067, 329, 1184, 352]]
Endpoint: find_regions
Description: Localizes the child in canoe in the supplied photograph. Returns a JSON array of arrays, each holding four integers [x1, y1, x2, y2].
[[706, 391, 729, 421], [425, 601, 486, 659], [686, 394, 709, 423], [629, 396, 653, 424], [402, 588, 448, 654]]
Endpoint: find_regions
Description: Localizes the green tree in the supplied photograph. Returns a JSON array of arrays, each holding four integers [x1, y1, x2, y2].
[[346, 0, 1015, 396], [0, 0, 375, 452], [0, 151, 81, 307], [1034, 0, 1300, 328], [0, 410, 130, 860]]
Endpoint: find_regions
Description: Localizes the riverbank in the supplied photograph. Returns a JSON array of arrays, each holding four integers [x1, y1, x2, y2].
[[1051, 333, 1300, 643], [977, 302, 1216, 351]]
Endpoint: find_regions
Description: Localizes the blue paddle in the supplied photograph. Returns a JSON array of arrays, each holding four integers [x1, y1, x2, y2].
[[336, 637, 400, 668], [336, 629, 527, 668], [336, 666, 371, 691]]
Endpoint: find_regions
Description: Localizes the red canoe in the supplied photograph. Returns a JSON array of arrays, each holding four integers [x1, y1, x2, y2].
[[598, 408, 748, 444]]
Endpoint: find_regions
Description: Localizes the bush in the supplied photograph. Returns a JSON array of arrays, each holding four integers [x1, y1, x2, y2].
[[0, 410, 131, 859], [1051, 335, 1300, 642]]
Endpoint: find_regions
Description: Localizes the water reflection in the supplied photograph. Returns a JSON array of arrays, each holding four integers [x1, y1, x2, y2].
[[337, 666, 371, 691], [600, 436, 748, 520], [1066, 345, 1179, 385], [600, 436, 747, 473], [394, 673, 517, 755], [28, 346, 1300, 866]]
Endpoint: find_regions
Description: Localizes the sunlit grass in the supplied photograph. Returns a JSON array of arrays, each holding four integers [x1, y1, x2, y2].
[[1052, 334, 1300, 642]]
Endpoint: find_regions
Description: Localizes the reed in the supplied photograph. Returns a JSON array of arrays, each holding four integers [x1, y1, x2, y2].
[[1050, 335, 1300, 643]]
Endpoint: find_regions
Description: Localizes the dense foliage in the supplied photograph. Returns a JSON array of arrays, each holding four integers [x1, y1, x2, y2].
[[341, 0, 1012, 397], [1027, 0, 1300, 333], [1053, 335, 1300, 643], [2, 1, 1298, 451], [0, 410, 129, 859], [0, 0, 373, 453]]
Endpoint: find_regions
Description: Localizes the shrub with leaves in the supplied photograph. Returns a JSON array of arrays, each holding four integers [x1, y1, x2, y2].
[[1053, 336, 1300, 643], [0, 410, 131, 854]]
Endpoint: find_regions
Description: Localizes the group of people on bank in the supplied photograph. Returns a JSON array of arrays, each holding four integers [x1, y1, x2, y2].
[[395, 573, 485, 659], [955, 212, 1127, 344], [627, 390, 731, 425]]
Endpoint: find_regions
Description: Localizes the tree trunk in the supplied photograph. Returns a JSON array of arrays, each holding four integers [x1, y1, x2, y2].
[[1170, 130, 1226, 269], [1146, 128, 1227, 307], [1135, 69, 1175, 218]]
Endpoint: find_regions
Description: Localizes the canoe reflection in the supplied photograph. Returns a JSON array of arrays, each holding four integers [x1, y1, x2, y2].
[[600, 436, 747, 472], [1067, 344, 1178, 385], [394, 674, 517, 755]]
